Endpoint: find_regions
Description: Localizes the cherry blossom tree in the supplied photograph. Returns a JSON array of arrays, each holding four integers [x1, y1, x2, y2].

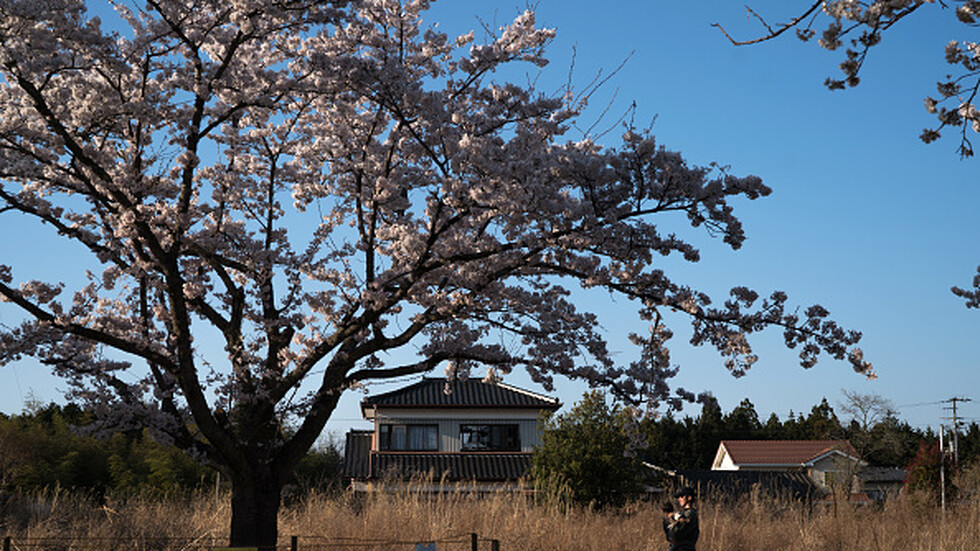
[[713, 0, 980, 158], [0, 0, 873, 546]]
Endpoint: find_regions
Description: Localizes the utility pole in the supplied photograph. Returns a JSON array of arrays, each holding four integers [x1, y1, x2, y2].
[[942, 397, 973, 466], [939, 425, 946, 514]]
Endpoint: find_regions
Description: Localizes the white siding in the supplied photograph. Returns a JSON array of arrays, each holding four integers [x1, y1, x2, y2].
[[712, 448, 739, 471]]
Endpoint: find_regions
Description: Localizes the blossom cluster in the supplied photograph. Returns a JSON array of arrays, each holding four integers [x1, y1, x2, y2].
[[720, 1, 980, 157]]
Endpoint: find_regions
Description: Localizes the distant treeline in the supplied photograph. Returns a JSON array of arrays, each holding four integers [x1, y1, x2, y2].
[[0, 403, 342, 495], [639, 395, 980, 470]]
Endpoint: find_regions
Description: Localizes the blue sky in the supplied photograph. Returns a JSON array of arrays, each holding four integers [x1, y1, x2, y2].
[[1, 1, 977, 436]]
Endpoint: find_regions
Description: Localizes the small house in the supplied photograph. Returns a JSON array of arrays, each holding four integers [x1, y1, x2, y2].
[[711, 440, 865, 491]]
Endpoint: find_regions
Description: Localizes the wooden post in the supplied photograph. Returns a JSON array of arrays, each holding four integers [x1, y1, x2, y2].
[[470, 533, 478, 551], [290, 536, 298, 551], [4, 536, 11, 551], [491, 539, 500, 551]]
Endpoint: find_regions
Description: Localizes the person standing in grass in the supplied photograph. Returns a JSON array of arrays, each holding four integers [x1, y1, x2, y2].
[[662, 487, 699, 551]]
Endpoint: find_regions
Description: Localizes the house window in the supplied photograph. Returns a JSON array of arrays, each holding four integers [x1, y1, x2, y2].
[[460, 424, 520, 451], [379, 424, 438, 451]]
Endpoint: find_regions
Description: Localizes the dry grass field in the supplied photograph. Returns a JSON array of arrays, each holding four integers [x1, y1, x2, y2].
[[2, 484, 978, 551]]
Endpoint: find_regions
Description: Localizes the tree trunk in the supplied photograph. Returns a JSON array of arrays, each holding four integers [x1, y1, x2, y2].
[[229, 470, 282, 550]]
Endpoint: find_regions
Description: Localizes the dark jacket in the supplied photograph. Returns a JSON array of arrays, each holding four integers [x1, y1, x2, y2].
[[662, 506, 699, 551]]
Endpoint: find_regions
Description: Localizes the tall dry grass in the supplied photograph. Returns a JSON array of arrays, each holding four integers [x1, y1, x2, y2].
[[2, 483, 978, 551], [281, 482, 980, 551], [0, 488, 228, 548]]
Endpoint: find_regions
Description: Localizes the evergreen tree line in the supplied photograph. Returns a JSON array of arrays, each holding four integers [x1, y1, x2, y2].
[[0, 403, 343, 496]]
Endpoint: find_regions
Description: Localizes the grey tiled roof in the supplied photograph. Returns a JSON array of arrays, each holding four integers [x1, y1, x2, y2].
[[361, 377, 561, 410], [342, 430, 532, 481], [370, 452, 532, 481], [672, 470, 819, 502], [858, 466, 907, 483]]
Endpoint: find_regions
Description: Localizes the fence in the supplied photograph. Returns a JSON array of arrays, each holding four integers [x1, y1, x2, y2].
[[1, 534, 502, 551], [1, 537, 222, 551], [290, 534, 500, 551]]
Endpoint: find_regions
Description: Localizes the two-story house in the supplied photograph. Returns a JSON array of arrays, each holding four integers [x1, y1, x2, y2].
[[342, 377, 561, 491]]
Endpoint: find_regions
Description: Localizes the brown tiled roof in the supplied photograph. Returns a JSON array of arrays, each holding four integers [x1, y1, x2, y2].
[[720, 440, 861, 466], [361, 377, 561, 412]]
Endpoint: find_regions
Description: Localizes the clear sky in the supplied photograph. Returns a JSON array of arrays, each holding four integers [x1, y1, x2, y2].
[[1, 1, 977, 437]]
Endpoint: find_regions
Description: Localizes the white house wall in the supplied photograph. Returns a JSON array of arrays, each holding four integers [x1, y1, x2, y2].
[[712, 449, 739, 471]]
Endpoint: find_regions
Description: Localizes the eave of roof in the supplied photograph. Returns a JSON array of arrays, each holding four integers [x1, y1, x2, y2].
[[803, 448, 865, 467]]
